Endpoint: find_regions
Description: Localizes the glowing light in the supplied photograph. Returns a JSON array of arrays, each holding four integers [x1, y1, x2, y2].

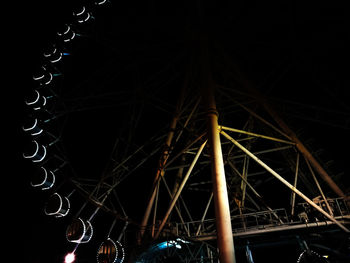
[[22, 118, 43, 136], [23, 140, 47, 162], [66, 218, 93, 243], [73, 6, 92, 23], [95, 0, 108, 5], [65, 253, 75, 263], [75, 6, 85, 16], [155, 240, 182, 250], [57, 25, 76, 42], [32, 67, 53, 85]]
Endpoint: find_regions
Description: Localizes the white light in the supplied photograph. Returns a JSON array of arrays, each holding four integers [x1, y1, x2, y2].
[[176, 238, 190, 243], [74, 6, 85, 16], [57, 25, 70, 36], [95, 0, 107, 5], [32, 144, 46, 163], [65, 253, 75, 263], [77, 12, 90, 23], [25, 90, 40, 105]]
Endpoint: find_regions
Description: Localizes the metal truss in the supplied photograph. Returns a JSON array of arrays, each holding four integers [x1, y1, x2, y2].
[[67, 52, 350, 262], [23, 2, 350, 263]]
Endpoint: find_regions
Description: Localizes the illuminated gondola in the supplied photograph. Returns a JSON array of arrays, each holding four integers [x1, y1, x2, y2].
[[31, 166, 55, 190], [45, 192, 70, 217], [66, 218, 93, 243], [97, 238, 125, 263]]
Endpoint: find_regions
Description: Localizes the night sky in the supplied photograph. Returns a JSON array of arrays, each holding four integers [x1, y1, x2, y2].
[[10, 1, 350, 262]]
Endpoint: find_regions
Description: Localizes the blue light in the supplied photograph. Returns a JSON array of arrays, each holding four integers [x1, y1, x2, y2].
[[157, 242, 168, 249], [153, 240, 182, 251]]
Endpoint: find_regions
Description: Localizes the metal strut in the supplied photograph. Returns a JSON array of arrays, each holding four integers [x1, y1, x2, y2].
[[139, 114, 178, 241], [200, 33, 236, 262], [220, 130, 350, 233], [204, 92, 236, 263]]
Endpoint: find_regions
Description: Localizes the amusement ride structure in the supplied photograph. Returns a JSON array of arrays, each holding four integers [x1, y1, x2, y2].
[[22, 1, 349, 263]]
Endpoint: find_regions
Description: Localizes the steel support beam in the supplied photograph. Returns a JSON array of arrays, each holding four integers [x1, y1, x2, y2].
[[290, 153, 300, 218], [200, 32, 236, 263], [154, 140, 207, 239], [195, 217, 350, 241], [220, 125, 294, 145], [206, 103, 236, 263], [254, 93, 346, 198], [217, 47, 345, 198], [139, 115, 178, 240], [220, 130, 350, 233], [304, 157, 333, 216]]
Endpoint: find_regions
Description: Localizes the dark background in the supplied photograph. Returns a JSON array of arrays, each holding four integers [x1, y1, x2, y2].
[[9, 0, 349, 262]]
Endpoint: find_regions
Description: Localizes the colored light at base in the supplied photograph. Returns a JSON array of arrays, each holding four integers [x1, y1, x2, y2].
[[65, 253, 75, 263]]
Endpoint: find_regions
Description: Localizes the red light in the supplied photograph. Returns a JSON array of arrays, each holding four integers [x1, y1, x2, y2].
[[65, 252, 75, 263]]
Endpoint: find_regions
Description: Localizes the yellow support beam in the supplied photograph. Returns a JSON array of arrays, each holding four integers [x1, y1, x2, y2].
[[220, 130, 350, 233], [220, 125, 295, 145]]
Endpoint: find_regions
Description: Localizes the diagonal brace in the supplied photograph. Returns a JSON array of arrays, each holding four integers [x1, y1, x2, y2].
[[155, 140, 207, 239], [220, 129, 349, 233]]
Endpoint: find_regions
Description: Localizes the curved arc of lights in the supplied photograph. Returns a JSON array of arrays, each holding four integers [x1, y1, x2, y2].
[[23, 1, 131, 263]]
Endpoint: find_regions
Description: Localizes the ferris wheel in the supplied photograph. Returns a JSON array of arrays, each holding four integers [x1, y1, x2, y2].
[[22, 1, 350, 263]]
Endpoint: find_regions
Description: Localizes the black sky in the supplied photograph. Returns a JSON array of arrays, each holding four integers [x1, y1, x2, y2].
[[10, 1, 350, 262]]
